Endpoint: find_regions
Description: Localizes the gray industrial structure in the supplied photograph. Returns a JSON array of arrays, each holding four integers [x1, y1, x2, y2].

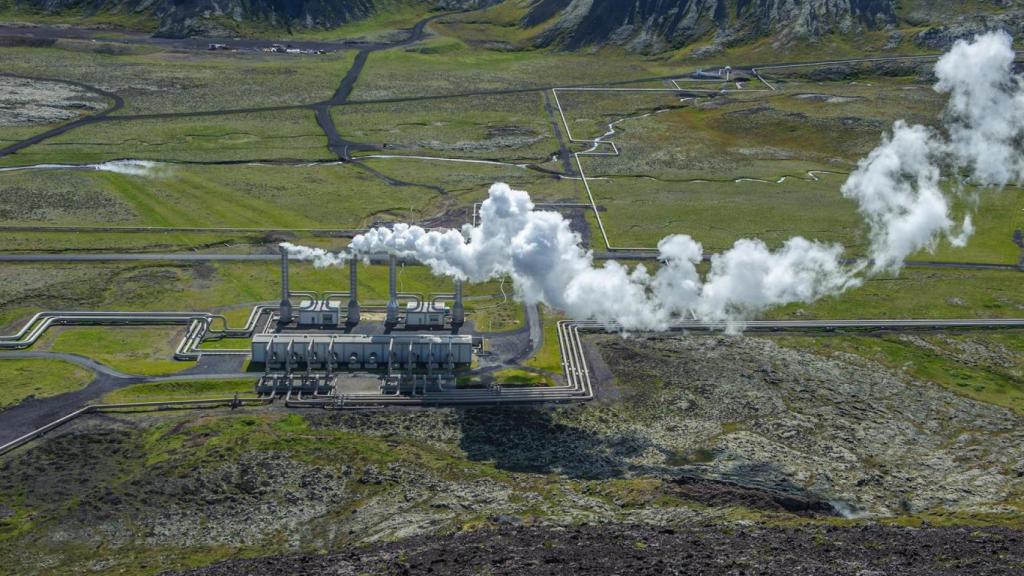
[[252, 333, 473, 370], [257, 250, 474, 396]]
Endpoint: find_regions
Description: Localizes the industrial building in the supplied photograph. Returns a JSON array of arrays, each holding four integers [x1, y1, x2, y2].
[[256, 251, 474, 395], [252, 333, 473, 370]]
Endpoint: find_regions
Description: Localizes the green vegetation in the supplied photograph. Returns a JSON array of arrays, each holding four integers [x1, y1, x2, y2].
[[0, 260, 524, 332], [775, 333, 1024, 416], [471, 296, 524, 332], [101, 379, 255, 403], [558, 77, 1020, 262], [335, 92, 557, 162], [0, 230, 263, 253], [351, 43, 678, 101], [227, 0, 438, 42], [768, 268, 1024, 320], [0, 44, 356, 115], [492, 368, 554, 387], [0, 358, 93, 409], [0, 159, 579, 231], [524, 307, 563, 373], [36, 326, 195, 376], [199, 337, 252, 351], [1, 110, 330, 166], [0, 411, 545, 574]]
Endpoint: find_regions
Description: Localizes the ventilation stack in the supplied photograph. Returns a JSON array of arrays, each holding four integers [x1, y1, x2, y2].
[[346, 257, 360, 326], [385, 254, 399, 328], [279, 251, 293, 326], [452, 278, 465, 329]]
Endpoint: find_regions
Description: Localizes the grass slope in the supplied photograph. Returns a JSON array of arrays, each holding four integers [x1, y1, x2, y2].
[[0, 358, 93, 409]]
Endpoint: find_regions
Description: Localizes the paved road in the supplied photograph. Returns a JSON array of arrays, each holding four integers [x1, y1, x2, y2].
[[0, 351, 135, 378], [0, 23, 369, 52], [0, 73, 124, 158], [315, 12, 451, 161], [5, 43, 997, 162], [0, 350, 257, 446]]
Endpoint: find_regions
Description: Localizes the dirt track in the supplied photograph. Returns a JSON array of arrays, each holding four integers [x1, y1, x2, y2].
[[168, 522, 1024, 576]]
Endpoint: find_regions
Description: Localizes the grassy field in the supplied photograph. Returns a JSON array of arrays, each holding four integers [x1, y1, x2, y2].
[[0, 260, 524, 329], [34, 326, 196, 376], [0, 44, 355, 115], [471, 296, 524, 333], [0, 110, 330, 166], [768, 268, 1024, 320], [101, 379, 256, 403], [350, 42, 679, 101], [0, 163, 438, 228], [0, 157, 581, 231], [588, 172, 862, 252], [334, 91, 558, 162], [524, 307, 563, 374], [553, 73, 1020, 263], [774, 333, 1024, 416], [0, 358, 93, 409], [0, 230, 265, 253]]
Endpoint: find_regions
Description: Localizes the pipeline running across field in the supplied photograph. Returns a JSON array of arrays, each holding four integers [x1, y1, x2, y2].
[[0, 306, 275, 359], [8, 315, 1024, 458]]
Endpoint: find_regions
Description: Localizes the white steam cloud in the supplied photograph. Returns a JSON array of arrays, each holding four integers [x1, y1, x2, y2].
[[842, 31, 1023, 272], [284, 32, 1024, 331], [280, 242, 349, 268], [94, 160, 164, 177]]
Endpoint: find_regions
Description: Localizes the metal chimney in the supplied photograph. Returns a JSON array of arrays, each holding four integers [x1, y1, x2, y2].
[[279, 251, 293, 326], [385, 254, 399, 328], [451, 278, 465, 329], [346, 257, 360, 326]]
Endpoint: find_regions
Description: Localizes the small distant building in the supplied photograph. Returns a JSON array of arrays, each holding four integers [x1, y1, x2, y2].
[[298, 300, 339, 327], [405, 303, 449, 329]]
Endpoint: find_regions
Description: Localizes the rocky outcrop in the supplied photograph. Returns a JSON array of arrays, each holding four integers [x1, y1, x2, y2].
[[913, 10, 1024, 50], [526, 0, 899, 52], [12, 0, 498, 38]]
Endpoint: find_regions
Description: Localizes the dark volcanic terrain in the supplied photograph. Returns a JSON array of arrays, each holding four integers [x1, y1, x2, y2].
[[170, 522, 1024, 576]]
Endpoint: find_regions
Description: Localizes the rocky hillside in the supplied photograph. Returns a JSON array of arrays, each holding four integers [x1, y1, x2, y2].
[[7, 0, 497, 37], [524, 0, 899, 51], [7, 0, 1024, 47]]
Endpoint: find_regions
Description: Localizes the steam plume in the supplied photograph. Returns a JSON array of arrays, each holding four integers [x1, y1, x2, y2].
[[841, 30, 1022, 272], [346, 183, 859, 330], [283, 32, 1023, 330], [280, 242, 349, 268]]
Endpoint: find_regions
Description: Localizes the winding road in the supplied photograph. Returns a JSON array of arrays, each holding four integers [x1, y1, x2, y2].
[[0, 73, 124, 158]]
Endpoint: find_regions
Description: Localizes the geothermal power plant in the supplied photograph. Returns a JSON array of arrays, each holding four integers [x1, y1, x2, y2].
[[255, 252, 476, 397]]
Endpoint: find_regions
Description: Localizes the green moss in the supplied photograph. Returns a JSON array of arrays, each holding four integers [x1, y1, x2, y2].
[[774, 334, 1024, 415], [101, 379, 255, 404], [0, 358, 93, 409], [524, 307, 563, 373], [199, 337, 252, 351], [492, 368, 554, 388], [37, 326, 196, 376], [768, 268, 1024, 321]]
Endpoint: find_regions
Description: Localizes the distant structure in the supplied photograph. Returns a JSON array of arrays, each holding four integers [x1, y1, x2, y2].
[[257, 249, 471, 395]]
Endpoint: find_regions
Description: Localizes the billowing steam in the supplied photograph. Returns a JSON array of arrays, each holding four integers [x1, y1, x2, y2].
[[841, 31, 1022, 272], [284, 32, 1024, 330], [346, 188, 860, 330], [279, 242, 349, 268]]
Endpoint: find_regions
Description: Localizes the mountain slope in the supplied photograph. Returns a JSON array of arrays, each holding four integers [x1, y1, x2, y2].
[[525, 0, 898, 52], [6, 0, 496, 37]]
